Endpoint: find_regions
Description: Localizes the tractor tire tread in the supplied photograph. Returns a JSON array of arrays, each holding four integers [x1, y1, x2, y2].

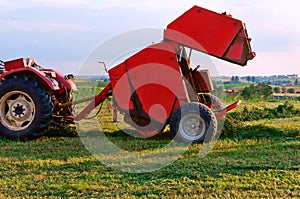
[[0, 76, 53, 140]]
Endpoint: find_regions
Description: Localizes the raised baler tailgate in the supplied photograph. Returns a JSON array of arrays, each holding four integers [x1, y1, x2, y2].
[[164, 5, 254, 66]]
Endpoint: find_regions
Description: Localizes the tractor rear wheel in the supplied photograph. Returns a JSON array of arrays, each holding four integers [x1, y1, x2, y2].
[[0, 76, 53, 140], [170, 102, 217, 143]]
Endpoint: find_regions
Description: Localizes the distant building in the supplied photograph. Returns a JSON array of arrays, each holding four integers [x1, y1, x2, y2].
[[225, 89, 235, 94]]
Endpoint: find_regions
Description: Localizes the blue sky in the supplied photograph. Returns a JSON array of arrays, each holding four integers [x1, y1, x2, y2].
[[0, 0, 299, 76]]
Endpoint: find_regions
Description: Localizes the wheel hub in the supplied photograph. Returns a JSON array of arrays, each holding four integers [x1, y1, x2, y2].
[[179, 113, 207, 139], [190, 123, 196, 129], [10, 99, 31, 118], [14, 104, 24, 115], [0, 91, 35, 130]]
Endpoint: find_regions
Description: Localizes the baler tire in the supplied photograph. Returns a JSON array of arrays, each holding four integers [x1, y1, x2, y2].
[[198, 93, 224, 111], [0, 76, 53, 141], [170, 102, 217, 143]]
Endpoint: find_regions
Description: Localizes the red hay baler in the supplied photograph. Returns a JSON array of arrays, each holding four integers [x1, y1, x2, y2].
[[0, 6, 255, 142], [75, 6, 255, 143]]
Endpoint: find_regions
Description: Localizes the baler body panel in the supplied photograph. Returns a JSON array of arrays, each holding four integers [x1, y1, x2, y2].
[[192, 69, 214, 93], [164, 5, 254, 66], [108, 42, 188, 124], [108, 62, 135, 111]]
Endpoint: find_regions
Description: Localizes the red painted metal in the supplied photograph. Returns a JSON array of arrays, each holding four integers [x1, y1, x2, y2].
[[109, 62, 135, 111], [4, 58, 26, 71], [41, 68, 77, 90], [164, 5, 255, 66], [108, 42, 189, 127], [215, 100, 241, 119], [0, 66, 59, 90], [2, 58, 76, 92], [192, 70, 214, 93]]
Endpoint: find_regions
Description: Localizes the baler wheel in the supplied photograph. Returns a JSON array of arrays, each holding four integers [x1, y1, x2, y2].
[[170, 102, 217, 143], [0, 76, 53, 140], [198, 93, 224, 111]]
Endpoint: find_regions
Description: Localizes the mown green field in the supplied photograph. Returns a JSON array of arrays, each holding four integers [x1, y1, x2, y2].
[[0, 97, 299, 198], [223, 83, 252, 90]]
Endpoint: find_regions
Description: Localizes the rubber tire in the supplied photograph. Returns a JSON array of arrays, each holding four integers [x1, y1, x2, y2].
[[170, 102, 217, 143], [198, 93, 224, 111], [0, 76, 53, 141]]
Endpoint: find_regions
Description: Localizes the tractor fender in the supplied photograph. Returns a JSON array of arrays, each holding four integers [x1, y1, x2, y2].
[[41, 69, 77, 90], [0, 67, 59, 91]]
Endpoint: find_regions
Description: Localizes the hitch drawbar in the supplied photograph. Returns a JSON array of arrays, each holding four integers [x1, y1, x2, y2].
[[74, 83, 113, 121], [216, 100, 241, 119]]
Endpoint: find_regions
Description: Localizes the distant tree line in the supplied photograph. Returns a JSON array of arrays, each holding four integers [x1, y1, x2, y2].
[[245, 76, 256, 83], [238, 76, 299, 86], [274, 87, 297, 94], [231, 76, 240, 82], [240, 83, 272, 100]]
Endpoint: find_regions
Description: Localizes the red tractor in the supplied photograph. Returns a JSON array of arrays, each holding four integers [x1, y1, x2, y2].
[[0, 58, 76, 140], [0, 5, 255, 142]]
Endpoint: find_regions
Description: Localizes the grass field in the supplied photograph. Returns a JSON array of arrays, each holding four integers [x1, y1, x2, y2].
[[0, 97, 299, 198], [223, 83, 252, 90]]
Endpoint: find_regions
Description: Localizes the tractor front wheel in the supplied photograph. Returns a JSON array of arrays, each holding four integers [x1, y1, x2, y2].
[[0, 76, 53, 140], [170, 103, 217, 143]]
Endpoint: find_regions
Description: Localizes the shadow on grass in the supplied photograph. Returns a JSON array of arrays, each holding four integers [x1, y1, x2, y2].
[[2, 121, 298, 144], [45, 126, 78, 138], [91, 129, 176, 152]]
